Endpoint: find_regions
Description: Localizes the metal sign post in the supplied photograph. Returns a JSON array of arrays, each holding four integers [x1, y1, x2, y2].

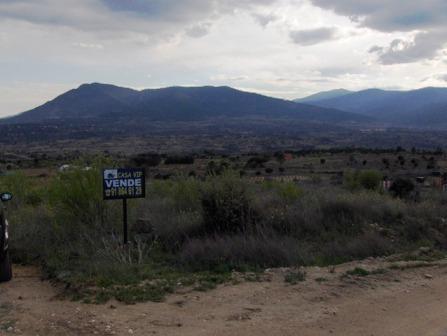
[[103, 168, 146, 245], [123, 198, 128, 245]]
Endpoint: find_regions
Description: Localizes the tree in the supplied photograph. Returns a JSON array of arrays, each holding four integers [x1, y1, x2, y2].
[[132, 153, 162, 167], [274, 152, 285, 165], [345, 170, 382, 191], [389, 178, 415, 199], [245, 156, 270, 169], [358, 170, 382, 190]]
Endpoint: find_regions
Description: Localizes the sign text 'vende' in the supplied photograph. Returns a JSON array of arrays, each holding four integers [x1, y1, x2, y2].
[[103, 168, 145, 200]]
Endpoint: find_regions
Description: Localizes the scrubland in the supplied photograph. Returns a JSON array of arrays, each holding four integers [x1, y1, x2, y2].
[[2, 159, 447, 304]]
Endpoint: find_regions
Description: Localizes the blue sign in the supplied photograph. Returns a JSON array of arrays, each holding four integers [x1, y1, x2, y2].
[[103, 168, 145, 200]]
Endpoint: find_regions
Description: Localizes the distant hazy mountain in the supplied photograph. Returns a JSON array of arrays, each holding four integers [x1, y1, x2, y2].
[[295, 89, 353, 103], [302, 87, 447, 126], [2, 83, 369, 125]]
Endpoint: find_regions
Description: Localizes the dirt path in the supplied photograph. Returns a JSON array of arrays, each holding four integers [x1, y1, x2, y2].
[[2, 258, 447, 336]]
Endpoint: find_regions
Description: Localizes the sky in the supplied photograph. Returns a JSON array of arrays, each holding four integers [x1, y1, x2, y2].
[[1, 0, 447, 117]]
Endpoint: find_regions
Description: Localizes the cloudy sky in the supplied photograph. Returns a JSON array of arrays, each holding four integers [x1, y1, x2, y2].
[[1, 0, 447, 117]]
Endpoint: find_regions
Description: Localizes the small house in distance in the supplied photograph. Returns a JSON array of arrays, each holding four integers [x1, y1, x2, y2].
[[382, 176, 392, 191]]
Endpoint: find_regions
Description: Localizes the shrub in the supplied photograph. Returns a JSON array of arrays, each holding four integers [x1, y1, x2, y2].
[[278, 183, 302, 202], [134, 197, 202, 250], [318, 232, 393, 265], [345, 170, 382, 191], [8, 205, 55, 263], [261, 181, 302, 203], [200, 174, 254, 234], [147, 178, 201, 212], [284, 270, 306, 284], [390, 178, 415, 199], [165, 155, 194, 165], [320, 197, 366, 236], [131, 153, 161, 167], [346, 267, 369, 276], [256, 189, 403, 241], [47, 166, 109, 230], [180, 235, 309, 270], [245, 156, 269, 169], [206, 161, 230, 176], [0, 172, 44, 208]]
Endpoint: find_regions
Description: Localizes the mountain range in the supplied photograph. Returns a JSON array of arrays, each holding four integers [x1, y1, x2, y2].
[[294, 89, 353, 103], [2, 83, 447, 147], [298, 87, 447, 127], [2, 83, 368, 125]]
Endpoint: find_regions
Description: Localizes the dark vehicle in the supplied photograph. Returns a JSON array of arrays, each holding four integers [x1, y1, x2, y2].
[[0, 192, 13, 282]]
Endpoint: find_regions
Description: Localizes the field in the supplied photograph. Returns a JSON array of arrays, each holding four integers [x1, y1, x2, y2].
[[2, 148, 447, 335]]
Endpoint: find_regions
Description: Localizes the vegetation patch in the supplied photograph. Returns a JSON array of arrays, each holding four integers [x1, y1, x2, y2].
[[284, 270, 307, 284], [388, 262, 437, 271], [346, 267, 370, 277], [3, 156, 447, 304]]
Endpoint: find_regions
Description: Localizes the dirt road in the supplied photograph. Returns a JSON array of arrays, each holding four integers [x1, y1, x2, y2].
[[1, 258, 447, 336]]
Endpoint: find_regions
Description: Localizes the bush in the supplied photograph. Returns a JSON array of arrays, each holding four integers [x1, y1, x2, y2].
[[165, 155, 194, 165], [345, 170, 382, 191], [47, 165, 112, 232], [245, 156, 269, 169], [346, 267, 369, 276], [8, 205, 55, 263], [134, 197, 202, 250], [318, 232, 393, 265], [258, 190, 402, 240], [206, 161, 230, 176], [390, 178, 415, 199], [148, 178, 201, 212], [320, 197, 366, 236], [180, 235, 309, 270], [0, 172, 44, 208], [200, 174, 254, 235], [284, 270, 306, 284], [131, 153, 162, 167], [261, 181, 302, 203]]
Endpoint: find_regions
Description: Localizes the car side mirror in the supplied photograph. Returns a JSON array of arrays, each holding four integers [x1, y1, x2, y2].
[[0, 192, 13, 202]]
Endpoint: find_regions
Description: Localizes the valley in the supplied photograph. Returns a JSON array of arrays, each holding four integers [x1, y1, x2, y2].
[[2, 1, 447, 335]]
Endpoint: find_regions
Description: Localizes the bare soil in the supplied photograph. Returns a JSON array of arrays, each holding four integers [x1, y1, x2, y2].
[[2, 258, 447, 336]]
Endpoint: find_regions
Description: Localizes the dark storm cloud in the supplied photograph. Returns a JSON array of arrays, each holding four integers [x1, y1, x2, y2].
[[289, 27, 337, 46], [0, 0, 278, 33], [369, 31, 447, 64], [309, 0, 447, 32], [310, 0, 447, 64]]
